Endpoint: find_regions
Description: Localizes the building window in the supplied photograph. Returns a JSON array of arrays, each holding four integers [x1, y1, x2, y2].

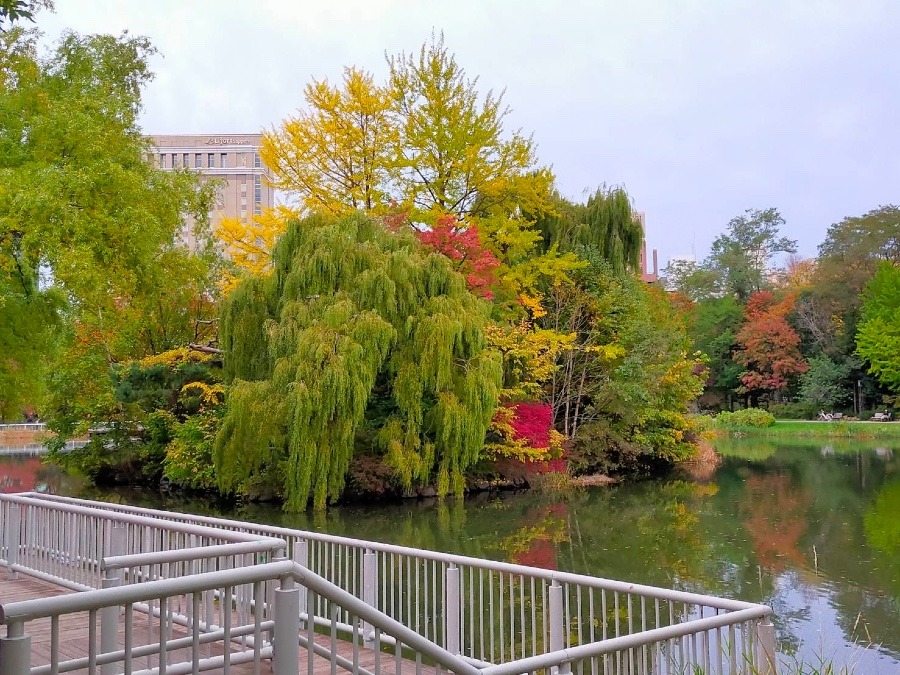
[[254, 153, 261, 168], [159, 153, 166, 168], [195, 153, 202, 168], [208, 153, 215, 168], [221, 152, 228, 168], [183, 153, 189, 167]]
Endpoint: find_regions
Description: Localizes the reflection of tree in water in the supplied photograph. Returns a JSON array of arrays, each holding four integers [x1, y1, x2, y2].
[[864, 479, 900, 560], [741, 474, 811, 572], [863, 478, 900, 606], [491, 502, 569, 569]]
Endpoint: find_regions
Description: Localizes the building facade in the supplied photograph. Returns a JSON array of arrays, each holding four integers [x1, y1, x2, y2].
[[147, 134, 275, 248]]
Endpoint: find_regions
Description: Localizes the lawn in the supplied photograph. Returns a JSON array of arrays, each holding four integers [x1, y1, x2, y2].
[[720, 419, 900, 439]]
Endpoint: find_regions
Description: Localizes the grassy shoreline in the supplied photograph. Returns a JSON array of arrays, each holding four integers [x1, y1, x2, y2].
[[714, 419, 900, 439]]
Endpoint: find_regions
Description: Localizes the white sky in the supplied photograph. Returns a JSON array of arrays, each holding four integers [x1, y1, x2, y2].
[[36, 0, 900, 267]]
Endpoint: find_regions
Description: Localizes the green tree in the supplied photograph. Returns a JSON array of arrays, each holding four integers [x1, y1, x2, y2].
[[663, 259, 719, 302], [817, 206, 900, 299], [689, 297, 744, 409], [0, 280, 63, 419], [813, 206, 900, 355], [544, 251, 704, 473], [0, 28, 214, 426], [215, 213, 502, 510], [708, 208, 797, 300], [0, 0, 50, 30], [534, 186, 644, 275], [798, 355, 852, 409], [856, 263, 900, 394]]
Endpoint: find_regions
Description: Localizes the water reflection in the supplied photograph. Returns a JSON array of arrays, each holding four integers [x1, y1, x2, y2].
[[0, 452, 74, 494], [1, 439, 899, 671]]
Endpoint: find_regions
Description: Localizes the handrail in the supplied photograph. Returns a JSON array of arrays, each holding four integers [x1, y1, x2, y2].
[[17, 492, 758, 612], [0, 559, 483, 675], [0, 423, 46, 431], [1, 492, 776, 674], [480, 605, 773, 675], [101, 540, 285, 571], [0, 560, 294, 623], [3, 492, 286, 549]]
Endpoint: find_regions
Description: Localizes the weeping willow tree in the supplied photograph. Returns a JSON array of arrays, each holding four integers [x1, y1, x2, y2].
[[533, 186, 644, 275], [215, 213, 502, 510]]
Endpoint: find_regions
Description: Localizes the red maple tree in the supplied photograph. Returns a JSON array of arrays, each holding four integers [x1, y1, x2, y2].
[[415, 215, 500, 299], [735, 291, 808, 394], [506, 402, 566, 473]]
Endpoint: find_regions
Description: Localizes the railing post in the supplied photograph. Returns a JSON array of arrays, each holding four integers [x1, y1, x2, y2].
[[445, 564, 460, 654], [4, 502, 20, 579], [756, 619, 778, 674], [293, 540, 308, 624], [0, 621, 31, 675], [273, 571, 300, 675], [549, 580, 570, 675], [100, 523, 125, 675], [362, 549, 377, 641]]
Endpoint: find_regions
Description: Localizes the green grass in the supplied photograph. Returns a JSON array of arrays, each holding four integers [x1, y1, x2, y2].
[[715, 419, 900, 440]]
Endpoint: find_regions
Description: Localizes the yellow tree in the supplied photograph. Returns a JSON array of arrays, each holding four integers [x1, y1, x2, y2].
[[260, 67, 396, 216], [387, 32, 551, 221], [215, 205, 297, 293]]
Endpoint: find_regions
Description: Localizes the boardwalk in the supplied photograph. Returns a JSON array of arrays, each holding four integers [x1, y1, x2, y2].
[[0, 492, 777, 675], [1, 573, 431, 675]]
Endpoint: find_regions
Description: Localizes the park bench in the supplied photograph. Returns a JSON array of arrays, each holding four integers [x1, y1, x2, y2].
[[831, 412, 843, 421], [872, 411, 893, 422]]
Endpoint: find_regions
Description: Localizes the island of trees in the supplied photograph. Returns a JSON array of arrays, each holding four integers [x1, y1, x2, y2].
[[2, 15, 897, 510]]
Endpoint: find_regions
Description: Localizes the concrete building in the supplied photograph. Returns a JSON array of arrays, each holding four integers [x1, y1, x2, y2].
[[146, 134, 275, 248]]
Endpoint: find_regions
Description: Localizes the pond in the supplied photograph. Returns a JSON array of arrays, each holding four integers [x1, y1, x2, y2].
[[1, 438, 899, 673]]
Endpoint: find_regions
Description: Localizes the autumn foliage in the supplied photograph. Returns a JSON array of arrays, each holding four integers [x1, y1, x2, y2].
[[499, 402, 566, 473], [416, 215, 500, 299], [735, 291, 808, 394]]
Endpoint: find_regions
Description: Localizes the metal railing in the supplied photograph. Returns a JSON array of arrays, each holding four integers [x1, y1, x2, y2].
[[0, 558, 481, 675], [0, 424, 47, 433], [1, 492, 778, 674], [0, 493, 286, 591], [0, 441, 88, 456]]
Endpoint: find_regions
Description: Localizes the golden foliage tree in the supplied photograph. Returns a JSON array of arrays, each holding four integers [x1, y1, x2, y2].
[[261, 67, 395, 216], [215, 205, 297, 293], [260, 35, 581, 322], [387, 33, 551, 220]]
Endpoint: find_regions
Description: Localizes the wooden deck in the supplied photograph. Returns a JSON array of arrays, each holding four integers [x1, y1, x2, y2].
[[0, 573, 433, 674]]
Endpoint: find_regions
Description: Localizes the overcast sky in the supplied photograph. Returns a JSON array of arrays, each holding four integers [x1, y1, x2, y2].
[[36, 0, 900, 268]]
